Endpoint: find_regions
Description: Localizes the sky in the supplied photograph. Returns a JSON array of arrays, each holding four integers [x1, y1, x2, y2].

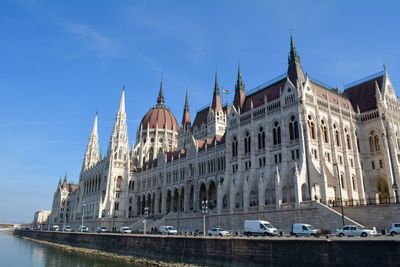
[[1, 0, 400, 223]]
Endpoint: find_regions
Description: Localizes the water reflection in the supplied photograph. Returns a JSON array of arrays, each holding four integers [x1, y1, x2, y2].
[[0, 232, 143, 267]]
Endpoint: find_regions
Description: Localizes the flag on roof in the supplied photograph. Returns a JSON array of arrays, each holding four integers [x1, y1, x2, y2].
[[222, 89, 230, 94]]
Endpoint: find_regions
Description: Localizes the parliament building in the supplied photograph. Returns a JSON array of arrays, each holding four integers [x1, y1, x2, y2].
[[48, 37, 400, 232]]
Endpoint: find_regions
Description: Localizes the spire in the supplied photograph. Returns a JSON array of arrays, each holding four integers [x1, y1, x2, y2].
[[63, 173, 67, 185], [91, 112, 98, 138], [82, 112, 101, 171], [118, 87, 126, 114], [109, 88, 129, 162], [233, 64, 246, 111], [287, 35, 305, 86], [157, 80, 165, 106], [211, 72, 222, 112], [181, 90, 191, 128]]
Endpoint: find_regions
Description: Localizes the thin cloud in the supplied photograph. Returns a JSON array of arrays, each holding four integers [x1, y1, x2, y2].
[[19, 141, 86, 144], [65, 22, 121, 58]]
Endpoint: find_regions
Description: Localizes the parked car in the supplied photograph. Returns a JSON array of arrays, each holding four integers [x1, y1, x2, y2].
[[290, 223, 320, 237], [336, 225, 377, 237], [244, 220, 278, 236], [96, 226, 107, 233], [63, 225, 72, 232], [208, 228, 230, 237], [79, 225, 89, 232], [388, 223, 400, 236], [159, 225, 177, 235], [51, 225, 59, 231], [120, 226, 132, 234]]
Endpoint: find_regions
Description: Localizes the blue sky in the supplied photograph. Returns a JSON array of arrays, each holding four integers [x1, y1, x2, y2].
[[1, 0, 400, 223]]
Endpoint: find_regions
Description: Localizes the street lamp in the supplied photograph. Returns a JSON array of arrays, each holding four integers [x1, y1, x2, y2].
[[63, 209, 66, 231], [201, 200, 208, 237], [81, 203, 86, 232], [143, 207, 149, 234], [333, 163, 345, 227]]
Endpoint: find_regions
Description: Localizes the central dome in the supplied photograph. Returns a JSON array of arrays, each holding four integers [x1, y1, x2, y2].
[[140, 82, 179, 131], [141, 106, 179, 131]]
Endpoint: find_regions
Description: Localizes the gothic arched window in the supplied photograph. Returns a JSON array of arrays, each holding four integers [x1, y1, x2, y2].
[[289, 116, 299, 140], [352, 176, 357, 191], [369, 131, 379, 152], [374, 135, 380, 152], [258, 127, 265, 149], [340, 174, 345, 189], [321, 120, 329, 143], [333, 124, 340, 146], [244, 131, 251, 153], [307, 115, 316, 139], [345, 128, 351, 150], [116, 176, 122, 190], [273, 121, 281, 145], [232, 136, 238, 157]]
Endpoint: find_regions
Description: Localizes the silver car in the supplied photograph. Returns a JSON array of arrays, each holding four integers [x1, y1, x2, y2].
[[336, 225, 377, 237], [388, 223, 400, 236], [208, 228, 230, 237], [120, 226, 132, 234]]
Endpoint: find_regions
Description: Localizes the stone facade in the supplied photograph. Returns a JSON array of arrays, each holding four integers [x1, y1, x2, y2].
[[49, 36, 400, 231], [48, 176, 78, 226]]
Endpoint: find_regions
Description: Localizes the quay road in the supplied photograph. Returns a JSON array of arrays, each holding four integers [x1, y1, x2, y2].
[[15, 229, 400, 266], [26, 229, 400, 240]]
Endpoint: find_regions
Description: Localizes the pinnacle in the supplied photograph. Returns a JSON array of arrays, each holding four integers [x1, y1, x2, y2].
[[214, 72, 219, 92], [91, 113, 98, 137], [118, 88, 126, 114], [157, 80, 165, 105]]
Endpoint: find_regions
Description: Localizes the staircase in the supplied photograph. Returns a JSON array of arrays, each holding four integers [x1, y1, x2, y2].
[[313, 201, 364, 230]]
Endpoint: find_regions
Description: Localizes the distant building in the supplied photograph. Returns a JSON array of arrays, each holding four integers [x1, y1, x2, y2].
[[33, 210, 51, 229], [48, 36, 400, 231]]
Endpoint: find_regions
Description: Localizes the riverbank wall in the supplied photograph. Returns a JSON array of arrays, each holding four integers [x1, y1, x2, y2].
[[14, 230, 400, 266]]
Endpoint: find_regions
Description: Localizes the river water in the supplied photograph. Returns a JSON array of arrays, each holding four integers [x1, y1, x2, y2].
[[0, 231, 143, 267]]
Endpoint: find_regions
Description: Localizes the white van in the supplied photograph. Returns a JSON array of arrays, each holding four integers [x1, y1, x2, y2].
[[290, 223, 319, 237], [244, 220, 278, 236], [159, 225, 177, 235]]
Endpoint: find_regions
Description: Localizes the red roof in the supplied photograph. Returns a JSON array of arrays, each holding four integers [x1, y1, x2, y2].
[[195, 133, 226, 150], [192, 107, 208, 129], [241, 78, 286, 112], [141, 106, 179, 131], [310, 80, 352, 110], [343, 74, 383, 112]]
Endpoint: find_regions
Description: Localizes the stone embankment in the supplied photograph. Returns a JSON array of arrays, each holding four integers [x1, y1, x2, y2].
[[14, 230, 400, 266]]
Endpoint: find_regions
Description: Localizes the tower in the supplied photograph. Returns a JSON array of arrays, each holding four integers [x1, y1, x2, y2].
[[233, 64, 246, 111], [287, 35, 305, 88], [82, 113, 101, 171], [178, 91, 192, 148], [102, 89, 130, 220], [207, 73, 226, 138]]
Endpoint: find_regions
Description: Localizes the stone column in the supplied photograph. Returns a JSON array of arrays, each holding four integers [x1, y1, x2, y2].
[[258, 173, 265, 211], [229, 178, 235, 213], [275, 167, 281, 209], [193, 184, 199, 212], [243, 176, 249, 212], [154, 191, 159, 215], [184, 184, 189, 212], [217, 179, 223, 214], [161, 189, 166, 214], [294, 163, 301, 208]]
